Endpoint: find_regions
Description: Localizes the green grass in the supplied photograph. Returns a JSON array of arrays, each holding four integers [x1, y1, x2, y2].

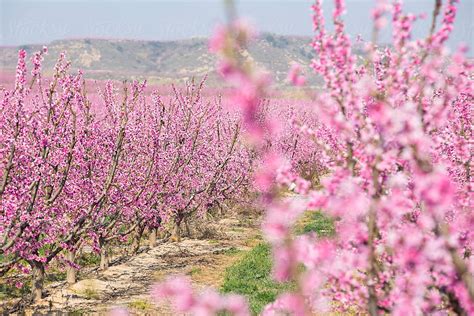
[[231, 227, 245, 233], [221, 246, 241, 256], [221, 211, 334, 315], [128, 299, 153, 311], [296, 211, 335, 237], [82, 288, 100, 300], [187, 267, 202, 276], [221, 243, 295, 315]]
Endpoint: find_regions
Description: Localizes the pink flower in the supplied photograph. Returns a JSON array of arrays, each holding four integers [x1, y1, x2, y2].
[[415, 171, 455, 212], [108, 307, 129, 316], [287, 63, 306, 86], [151, 276, 195, 312], [272, 245, 292, 282], [263, 293, 307, 316], [151, 277, 250, 315], [209, 24, 228, 53], [15, 49, 27, 91], [224, 295, 250, 316]]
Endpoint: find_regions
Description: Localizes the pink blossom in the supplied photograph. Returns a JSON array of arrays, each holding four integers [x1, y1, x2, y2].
[[109, 307, 129, 316], [287, 63, 306, 86]]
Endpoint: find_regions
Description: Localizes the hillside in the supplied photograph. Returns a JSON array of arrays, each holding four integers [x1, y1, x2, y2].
[[0, 33, 318, 86]]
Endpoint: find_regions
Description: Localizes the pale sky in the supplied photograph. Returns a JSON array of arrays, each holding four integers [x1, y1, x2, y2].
[[1, 0, 473, 50]]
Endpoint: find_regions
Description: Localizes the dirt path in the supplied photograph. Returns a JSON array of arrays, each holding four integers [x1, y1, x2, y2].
[[12, 216, 261, 315]]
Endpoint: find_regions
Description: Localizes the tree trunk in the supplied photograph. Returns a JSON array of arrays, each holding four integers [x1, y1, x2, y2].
[[171, 216, 182, 242], [66, 250, 77, 284], [31, 261, 45, 303], [184, 216, 191, 238], [171, 223, 180, 242], [131, 224, 145, 254], [99, 237, 109, 270], [149, 227, 157, 247]]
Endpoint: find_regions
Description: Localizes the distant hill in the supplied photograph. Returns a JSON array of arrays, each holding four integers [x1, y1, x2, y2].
[[0, 33, 320, 86]]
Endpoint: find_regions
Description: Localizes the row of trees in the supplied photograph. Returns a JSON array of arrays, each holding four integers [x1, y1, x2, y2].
[[0, 50, 254, 302]]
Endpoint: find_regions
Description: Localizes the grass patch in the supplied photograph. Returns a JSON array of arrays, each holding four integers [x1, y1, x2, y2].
[[243, 234, 263, 248], [295, 211, 335, 237], [238, 217, 254, 227], [221, 212, 334, 314], [82, 288, 100, 300], [128, 299, 153, 311], [221, 243, 295, 315], [187, 267, 202, 276], [221, 247, 241, 256]]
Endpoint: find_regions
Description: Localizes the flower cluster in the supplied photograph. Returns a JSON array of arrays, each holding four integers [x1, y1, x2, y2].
[[152, 276, 249, 316]]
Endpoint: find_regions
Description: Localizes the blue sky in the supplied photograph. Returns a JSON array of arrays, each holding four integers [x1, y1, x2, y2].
[[1, 0, 472, 50]]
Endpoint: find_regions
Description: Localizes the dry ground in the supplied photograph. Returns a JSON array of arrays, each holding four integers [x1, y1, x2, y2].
[[3, 215, 262, 315]]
